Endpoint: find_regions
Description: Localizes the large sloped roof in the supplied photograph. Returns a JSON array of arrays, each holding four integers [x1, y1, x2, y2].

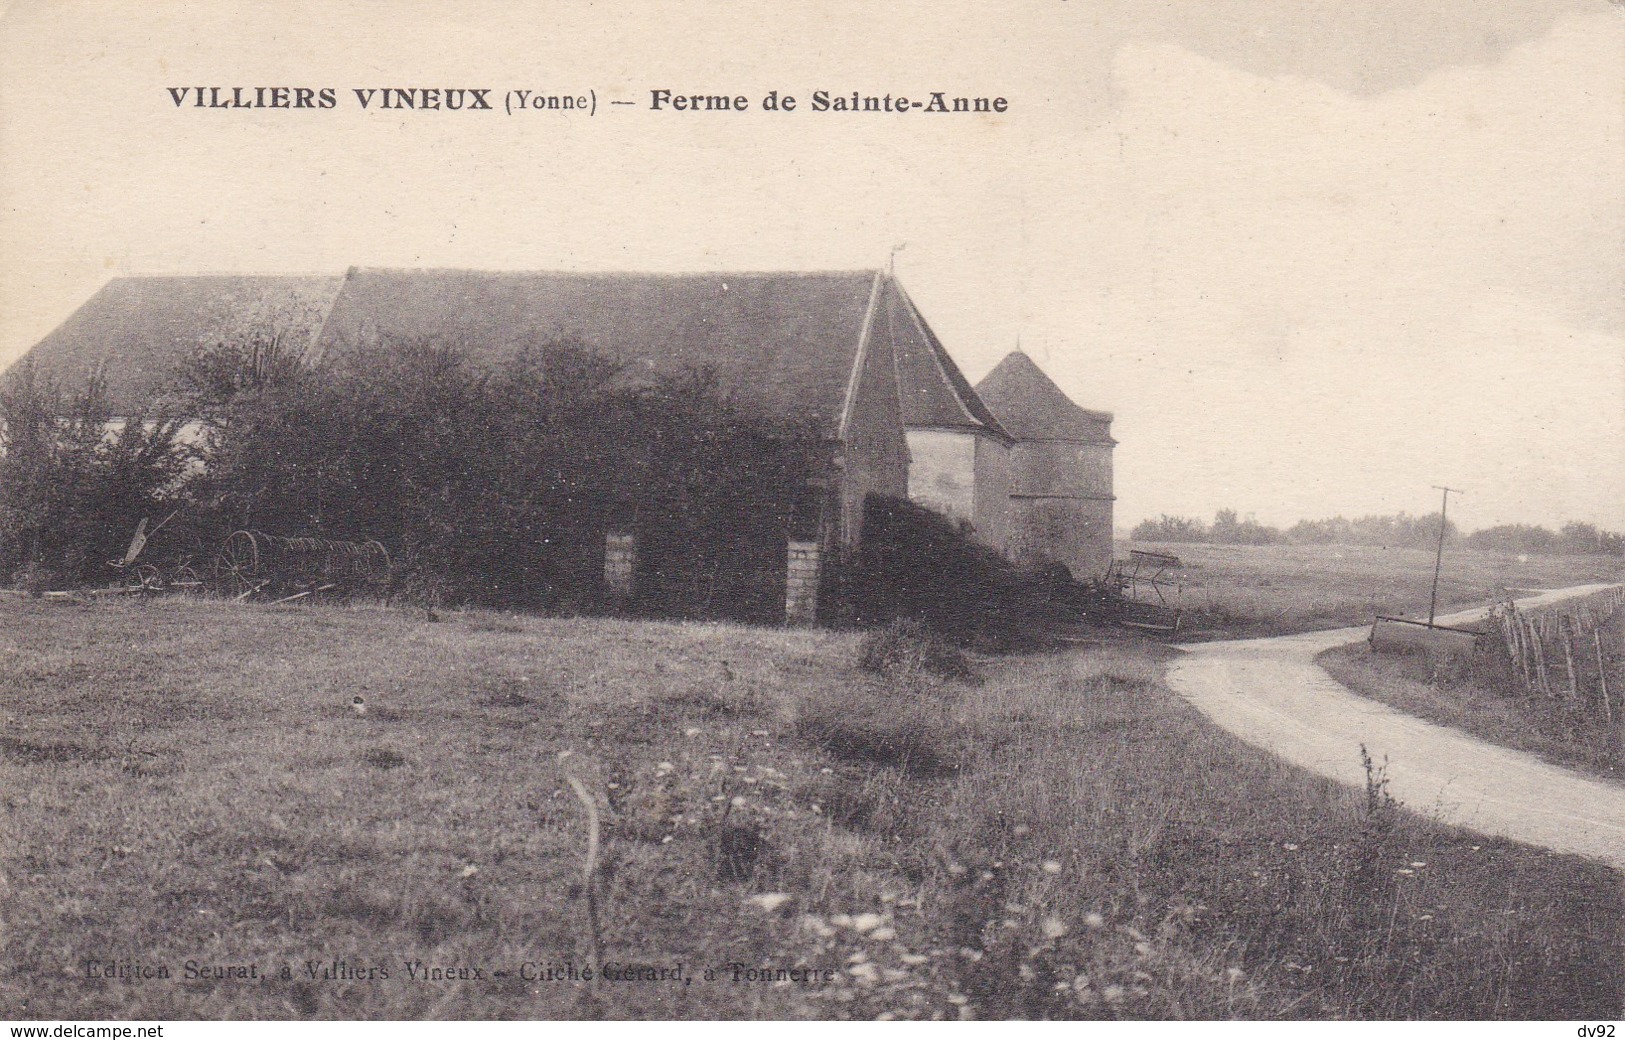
[[16, 275, 343, 413], [883, 280, 1009, 440], [313, 268, 882, 436], [13, 267, 1013, 441], [975, 350, 1114, 443]]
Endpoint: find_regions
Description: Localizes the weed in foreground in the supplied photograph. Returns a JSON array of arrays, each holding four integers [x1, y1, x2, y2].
[[794, 682, 962, 779], [857, 619, 976, 683]]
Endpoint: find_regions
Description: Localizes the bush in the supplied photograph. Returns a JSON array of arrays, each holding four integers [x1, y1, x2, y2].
[[845, 495, 1055, 650], [178, 335, 821, 618], [0, 363, 188, 588], [857, 618, 975, 682]]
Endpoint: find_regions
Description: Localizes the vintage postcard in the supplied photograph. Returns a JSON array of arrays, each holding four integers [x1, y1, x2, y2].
[[1, 0, 1621, 1029]]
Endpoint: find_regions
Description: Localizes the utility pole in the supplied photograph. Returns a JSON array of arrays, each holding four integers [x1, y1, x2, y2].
[[1427, 485, 1464, 626]]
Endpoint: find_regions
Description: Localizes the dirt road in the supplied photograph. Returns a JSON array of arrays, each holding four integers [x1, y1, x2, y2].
[[1165, 584, 1625, 868]]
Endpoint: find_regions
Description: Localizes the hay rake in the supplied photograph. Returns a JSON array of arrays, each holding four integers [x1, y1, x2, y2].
[[213, 530, 392, 602]]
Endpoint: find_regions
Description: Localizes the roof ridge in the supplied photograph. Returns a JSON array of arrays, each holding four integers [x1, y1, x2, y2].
[[341, 267, 885, 280], [103, 272, 345, 281], [888, 277, 1011, 441]]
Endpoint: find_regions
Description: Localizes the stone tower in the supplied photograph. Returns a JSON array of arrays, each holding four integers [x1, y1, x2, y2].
[[974, 352, 1116, 580]]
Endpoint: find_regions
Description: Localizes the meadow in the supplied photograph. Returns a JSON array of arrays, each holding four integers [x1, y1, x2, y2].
[[1123, 541, 1624, 639], [2, 595, 1620, 1020]]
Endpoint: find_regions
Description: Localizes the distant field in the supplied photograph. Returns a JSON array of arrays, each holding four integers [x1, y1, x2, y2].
[[2, 598, 1619, 1020], [1122, 542, 1625, 640]]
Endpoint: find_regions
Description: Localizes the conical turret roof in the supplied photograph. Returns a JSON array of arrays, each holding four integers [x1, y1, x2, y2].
[[974, 351, 1113, 443]]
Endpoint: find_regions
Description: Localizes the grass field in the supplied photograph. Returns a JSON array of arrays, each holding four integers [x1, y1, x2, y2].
[[1124, 542, 1624, 640], [2, 596, 1620, 1020]]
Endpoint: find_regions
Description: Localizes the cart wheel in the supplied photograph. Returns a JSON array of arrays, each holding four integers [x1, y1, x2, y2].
[[214, 531, 261, 597]]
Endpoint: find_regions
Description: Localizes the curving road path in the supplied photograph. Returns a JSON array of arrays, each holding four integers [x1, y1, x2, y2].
[[1165, 585, 1625, 869]]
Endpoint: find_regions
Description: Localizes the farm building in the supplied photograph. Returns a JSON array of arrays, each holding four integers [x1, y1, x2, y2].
[[975, 351, 1116, 580], [12, 267, 1114, 613]]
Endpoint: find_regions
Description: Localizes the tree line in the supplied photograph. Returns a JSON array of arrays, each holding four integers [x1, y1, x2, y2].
[[1131, 509, 1623, 556]]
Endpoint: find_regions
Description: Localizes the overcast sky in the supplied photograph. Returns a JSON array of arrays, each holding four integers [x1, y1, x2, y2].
[[1, 0, 1619, 532]]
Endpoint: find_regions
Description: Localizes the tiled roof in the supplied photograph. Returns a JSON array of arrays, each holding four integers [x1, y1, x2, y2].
[[975, 351, 1113, 443], [312, 268, 882, 435], [16, 275, 342, 413]]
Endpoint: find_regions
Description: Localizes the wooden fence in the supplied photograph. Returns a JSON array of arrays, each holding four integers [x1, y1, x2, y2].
[[1486, 587, 1625, 720]]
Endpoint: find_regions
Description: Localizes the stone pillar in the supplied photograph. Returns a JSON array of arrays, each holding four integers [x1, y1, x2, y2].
[[604, 532, 637, 599], [785, 540, 821, 625]]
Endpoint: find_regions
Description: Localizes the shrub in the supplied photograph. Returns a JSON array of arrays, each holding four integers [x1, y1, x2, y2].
[[857, 618, 975, 682], [845, 495, 1055, 650], [177, 335, 822, 618], [0, 362, 188, 588]]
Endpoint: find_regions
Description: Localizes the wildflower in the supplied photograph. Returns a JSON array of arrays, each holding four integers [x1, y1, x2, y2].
[[460, 864, 479, 878], [656, 761, 674, 772], [851, 912, 886, 933], [1103, 984, 1125, 1002], [847, 962, 879, 986], [752, 729, 769, 737], [1040, 916, 1069, 940], [1072, 973, 1091, 991], [1409, 861, 1427, 868], [821, 767, 834, 775], [1013, 824, 1030, 836], [1226, 966, 1245, 982], [747, 893, 793, 912], [1282, 843, 1299, 851], [684, 727, 701, 736], [946, 993, 968, 1006], [730, 796, 747, 808], [831, 913, 853, 929], [900, 953, 929, 966], [1083, 912, 1106, 930], [1396, 868, 1414, 875], [1041, 860, 1062, 874], [869, 926, 898, 942], [846, 950, 870, 964]]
